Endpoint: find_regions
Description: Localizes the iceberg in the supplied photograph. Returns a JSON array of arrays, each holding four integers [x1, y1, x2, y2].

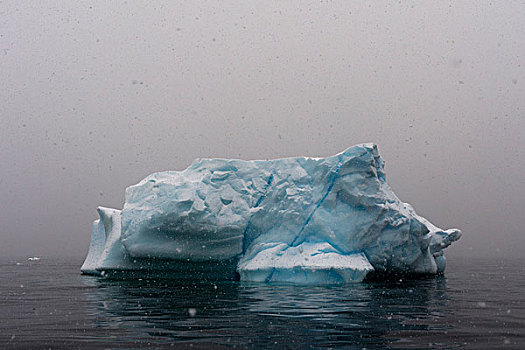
[[81, 143, 461, 283]]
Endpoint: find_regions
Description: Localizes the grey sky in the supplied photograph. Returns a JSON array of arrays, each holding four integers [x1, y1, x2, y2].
[[1, 1, 524, 258]]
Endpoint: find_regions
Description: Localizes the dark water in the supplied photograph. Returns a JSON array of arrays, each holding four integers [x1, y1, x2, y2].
[[1, 257, 524, 349]]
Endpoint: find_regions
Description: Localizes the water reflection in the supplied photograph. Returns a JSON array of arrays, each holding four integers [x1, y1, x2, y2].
[[81, 275, 452, 348]]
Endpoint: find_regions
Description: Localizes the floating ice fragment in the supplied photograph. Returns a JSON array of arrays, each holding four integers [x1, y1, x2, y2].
[[477, 301, 487, 308], [81, 143, 461, 284]]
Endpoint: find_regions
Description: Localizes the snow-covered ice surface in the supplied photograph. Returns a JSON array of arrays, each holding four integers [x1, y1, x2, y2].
[[81, 143, 461, 284]]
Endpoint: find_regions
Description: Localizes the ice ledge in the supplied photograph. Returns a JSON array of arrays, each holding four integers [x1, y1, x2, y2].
[[238, 243, 374, 284]]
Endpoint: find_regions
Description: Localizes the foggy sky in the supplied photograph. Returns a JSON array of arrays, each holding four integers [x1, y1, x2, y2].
[[1, 1, 524, 258]]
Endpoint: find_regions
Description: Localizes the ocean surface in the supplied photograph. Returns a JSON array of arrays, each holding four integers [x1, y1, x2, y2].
[[1, 256, 524, 349]]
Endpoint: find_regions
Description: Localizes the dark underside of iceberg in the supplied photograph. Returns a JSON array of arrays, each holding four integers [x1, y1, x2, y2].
[[81, 143, 461, 284]]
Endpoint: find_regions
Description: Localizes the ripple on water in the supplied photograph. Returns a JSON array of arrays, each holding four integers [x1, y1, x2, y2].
[[0, 256, 524, 349]]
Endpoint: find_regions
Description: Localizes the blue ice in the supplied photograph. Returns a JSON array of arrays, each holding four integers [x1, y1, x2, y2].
[[81, 143, 461, 283]]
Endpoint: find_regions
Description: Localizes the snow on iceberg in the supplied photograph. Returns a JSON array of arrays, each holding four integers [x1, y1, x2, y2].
[[81, 143, 461, 283]]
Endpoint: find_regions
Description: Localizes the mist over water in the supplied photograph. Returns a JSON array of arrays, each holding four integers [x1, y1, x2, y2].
[[1, 1, 524, 258], [2, 3, 524, 348]]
